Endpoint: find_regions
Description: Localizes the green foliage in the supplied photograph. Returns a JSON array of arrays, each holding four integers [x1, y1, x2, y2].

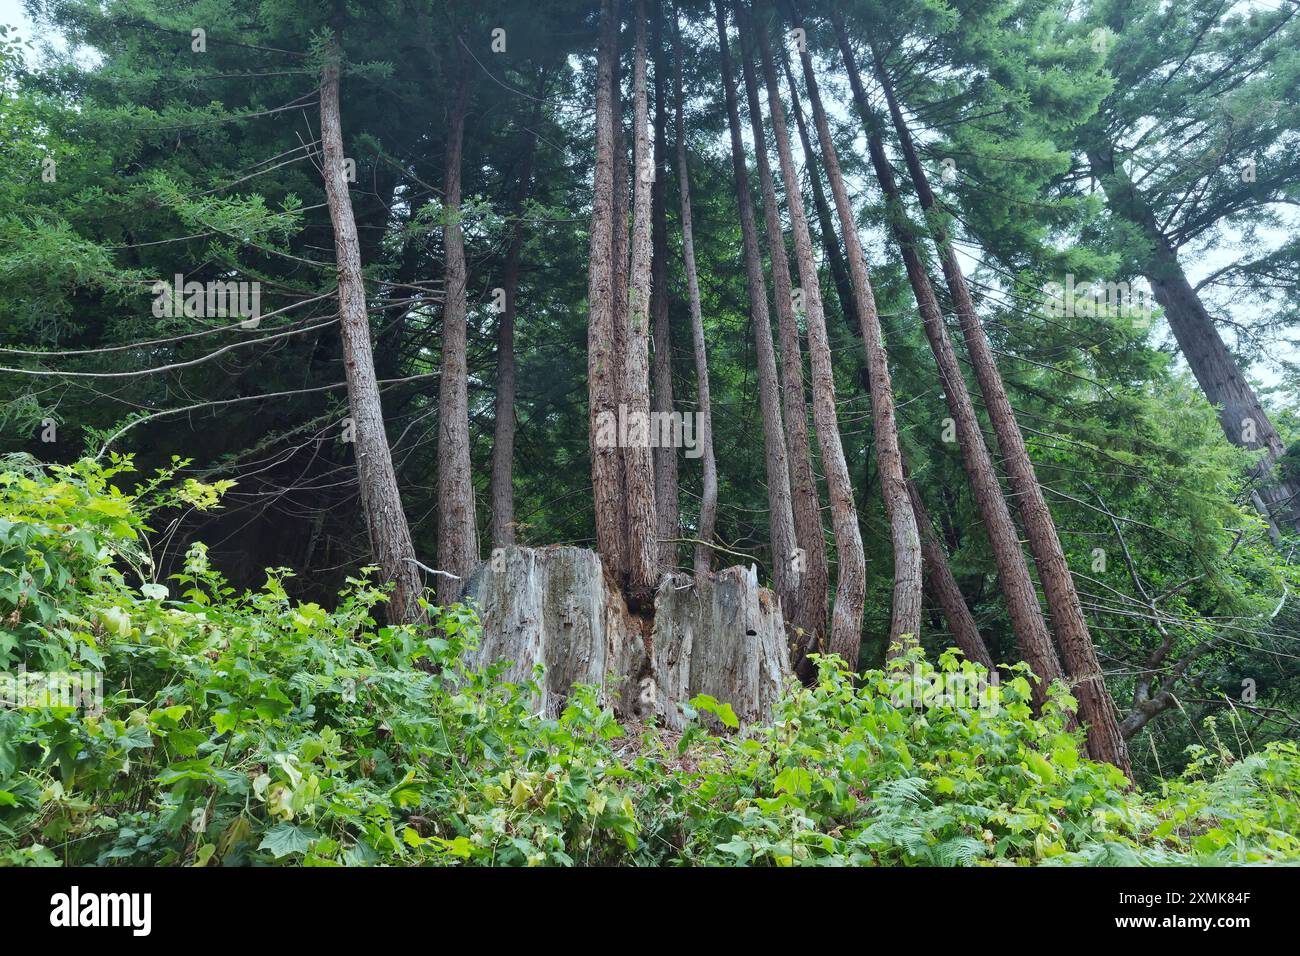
[[2, 462, 1297, 866]]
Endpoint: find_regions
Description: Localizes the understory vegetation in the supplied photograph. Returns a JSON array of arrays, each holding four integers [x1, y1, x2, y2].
[[3, 460, 1297, 867]]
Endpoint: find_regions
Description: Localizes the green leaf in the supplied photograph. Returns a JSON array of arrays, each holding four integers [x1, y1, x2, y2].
[[258, 824, 316, 859]]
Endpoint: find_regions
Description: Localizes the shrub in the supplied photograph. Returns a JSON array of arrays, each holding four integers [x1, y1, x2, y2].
[[1, 458, 1297, 866]]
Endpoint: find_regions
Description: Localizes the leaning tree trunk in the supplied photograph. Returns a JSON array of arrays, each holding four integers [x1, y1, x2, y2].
[[738, 3, 829, 654], [319, 48, 423, 624], [905, 474, 994, 671], [834, 13, 1060, 700], [753, 14, 866, 674], [671, 7, 720, 576], [490, 70, 548, 550], [588, 0, 627, 584], [1087, 143, 1300, 537], [650, 9, 680, 571], [778, 38, 859, 336], [875, 50, 1130, 775], [622, 1, 661, 611], [714, 0, 798, 619], [794, 11, 922, 653]]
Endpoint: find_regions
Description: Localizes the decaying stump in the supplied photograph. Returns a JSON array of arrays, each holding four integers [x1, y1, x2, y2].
[[460, 546, 789, 728]]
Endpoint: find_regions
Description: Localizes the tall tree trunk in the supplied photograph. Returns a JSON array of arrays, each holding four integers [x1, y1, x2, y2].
[[436, 61, 480, 606], [319, 48, 423, 623], [753, 13, 865, 673], [491, 72, 548, 551], [906, 474, 994, 671], [671, 6, 719, 576], [589, 0, 627, 584], [875, 50, 1130, 775], [737, 2, 828, 651], [777, 39, 858, 335], [834, 13, 1060, 698], [793, 10, 922, 653], [622, 0, 660, 610], [1087, 144, 1300, 537], [651, 8, 680, 571], [714, 0, 798, 618]]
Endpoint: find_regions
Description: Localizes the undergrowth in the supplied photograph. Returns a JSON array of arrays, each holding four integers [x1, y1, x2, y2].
[[2, 458, 1297, 866]]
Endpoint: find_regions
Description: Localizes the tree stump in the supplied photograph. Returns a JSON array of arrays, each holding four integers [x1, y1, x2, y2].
[[460, 546, 789, 728]]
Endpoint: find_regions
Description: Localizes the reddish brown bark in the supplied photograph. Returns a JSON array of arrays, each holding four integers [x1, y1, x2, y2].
[[794, 11, 922, 653], [589, 0, 627, 583], [833, 12, 1059, 697], [753, 16, 866, 672], [905, 476, 994, 671], [714, 0, 798, 618], [1088, 145, 1300, 538], [737, 3, 829, 651], [875, 48, 1130, 775]]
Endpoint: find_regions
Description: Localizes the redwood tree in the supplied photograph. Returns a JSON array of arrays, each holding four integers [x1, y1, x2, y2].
[[792, 8, 922, 651], [752, 9, 866, 671]]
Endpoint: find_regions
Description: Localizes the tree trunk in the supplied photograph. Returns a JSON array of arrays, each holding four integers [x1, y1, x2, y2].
[[318, 50, 423, 624], [737, 3, 829, 653], [834, 13, 1059, 698], [622, 0, 660, 611], [589, 0, 627, 584], [905, 475, 994, 671], [794, 11, 922, 653], [777, 39, 859, 335], [436, 62, 480, 606], [490, 72, 548, 551], [714, 0, 798, 620], [753, 15, 866, 674], [875, 51, 1130, 775], [671, 7, 720, 577], [462, 546, 789, 730], [1087, 144, 1300, 536], [651, 8, 680, 572]]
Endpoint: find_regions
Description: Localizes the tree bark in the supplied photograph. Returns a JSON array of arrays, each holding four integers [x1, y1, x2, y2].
[[622, 0, 661, 611], [436, 60, 480, 606], [714, 0, 798, 620], [589, 0, 627, 584], [794, 11, 922, 653], [1087, 143, 1300, 536], [905, 475, 994, 671], [737, 3, 829, 652], [753, 14, 865, 673], [777, 39, 859, 335], [671, 6, 720, 577], [490, 72, 548, 550], [318, 49, 423, 624], [834, 13, 1059, 697], [875, 50, 1130, 775], [651, 7, 680, 571]]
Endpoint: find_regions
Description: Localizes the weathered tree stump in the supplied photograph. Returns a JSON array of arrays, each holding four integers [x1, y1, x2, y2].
[[460, 546, 789, 728]]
